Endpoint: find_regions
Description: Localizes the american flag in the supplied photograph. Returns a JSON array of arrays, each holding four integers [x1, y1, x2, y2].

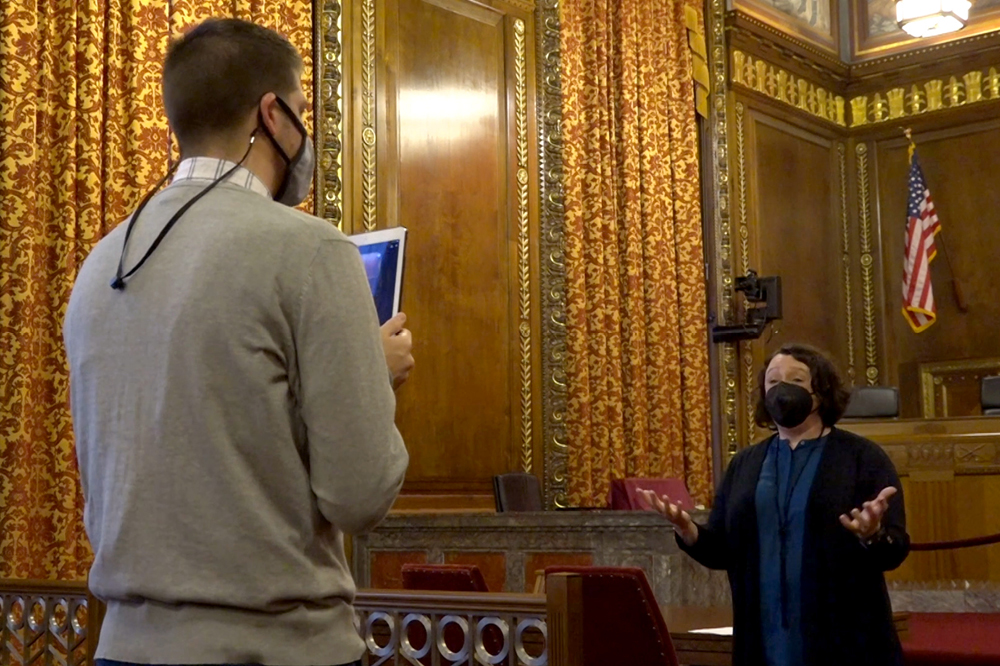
[[902, 150, 941, 333]]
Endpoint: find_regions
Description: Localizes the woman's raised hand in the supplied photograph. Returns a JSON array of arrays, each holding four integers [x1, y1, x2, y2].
[[839, 486, 897, 540], [639, 489, 699, 546]]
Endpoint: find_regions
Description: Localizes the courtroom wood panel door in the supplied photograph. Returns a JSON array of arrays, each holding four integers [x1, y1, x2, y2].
[[732, 99, 851, 445], [347, 0, 539, 509]]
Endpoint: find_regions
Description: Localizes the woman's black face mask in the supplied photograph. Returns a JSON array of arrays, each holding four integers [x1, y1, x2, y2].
[[765, 382, 815, 428]]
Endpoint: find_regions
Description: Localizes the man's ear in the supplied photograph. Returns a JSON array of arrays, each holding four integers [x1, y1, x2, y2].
[[258, 92, 280, 134]]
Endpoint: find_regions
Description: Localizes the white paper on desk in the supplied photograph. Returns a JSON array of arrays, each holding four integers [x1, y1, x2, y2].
[[689, 627, 734, 636]]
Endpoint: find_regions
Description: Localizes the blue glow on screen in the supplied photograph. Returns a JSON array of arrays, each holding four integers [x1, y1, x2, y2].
[[359, 240, 399, 324]]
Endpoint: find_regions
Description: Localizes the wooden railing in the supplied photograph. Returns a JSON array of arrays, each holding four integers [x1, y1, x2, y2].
[[0, 579, 101, 666], [354, 574, 581, 665], [0, 574, 583, 666]]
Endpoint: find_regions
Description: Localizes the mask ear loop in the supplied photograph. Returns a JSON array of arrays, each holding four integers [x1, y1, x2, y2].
[[111, 135, 257, 290]]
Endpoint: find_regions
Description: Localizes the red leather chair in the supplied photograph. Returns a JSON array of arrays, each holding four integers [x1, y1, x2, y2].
[[609, 477, 695, 511], [544, 565, 679, 666], [401, 563, 489, 592]]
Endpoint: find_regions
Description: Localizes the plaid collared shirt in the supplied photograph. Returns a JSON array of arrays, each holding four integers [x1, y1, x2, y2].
[[171, 156, 272, 199]]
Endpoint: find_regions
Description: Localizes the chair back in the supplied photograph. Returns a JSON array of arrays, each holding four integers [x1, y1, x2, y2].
[[493, 473, 543, 512], [843, 386, 900, 418], [983, 376, 1000, 416], [609, 478, 694, 511], [401, 563, 489, 592], [544, 565, 678, 666]]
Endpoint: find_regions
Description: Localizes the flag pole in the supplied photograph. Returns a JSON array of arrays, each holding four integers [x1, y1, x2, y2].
[[903, 128, 968, 312]]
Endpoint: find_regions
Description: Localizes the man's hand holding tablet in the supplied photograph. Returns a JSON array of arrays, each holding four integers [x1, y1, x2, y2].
[[381, 312, 414, 390]]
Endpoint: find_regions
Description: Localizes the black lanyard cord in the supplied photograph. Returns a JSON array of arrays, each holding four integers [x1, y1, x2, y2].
[[111, 139, 256, 291]]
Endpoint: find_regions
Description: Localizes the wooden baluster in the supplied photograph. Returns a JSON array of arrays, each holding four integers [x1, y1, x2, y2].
[[545, 573, 582, 666]]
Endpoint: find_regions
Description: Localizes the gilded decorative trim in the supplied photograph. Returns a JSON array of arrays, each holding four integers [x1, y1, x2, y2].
[[849, 67, 1000, 127], [856, 143, 879, 386], [506, 0, 536, 10], [315, 0, 344, 227], [361, 0, 377, 230], [513, 18, 533, 474], [709, 0, 739, 461], [537, 0, 568, 507], [919, 357, 1000, 418], [735, 102, 754, 447], [731, 13, 844, 71], [731, 50, 846, 127], [839, 143, 856, 385]]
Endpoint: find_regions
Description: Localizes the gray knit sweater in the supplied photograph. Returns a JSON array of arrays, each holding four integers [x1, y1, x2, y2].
[[64, 164, 407, 665]]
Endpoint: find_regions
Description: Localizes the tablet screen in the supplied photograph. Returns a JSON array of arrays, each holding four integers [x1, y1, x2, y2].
[[360, 240, 399, 324], [350, 227, 406, 325]]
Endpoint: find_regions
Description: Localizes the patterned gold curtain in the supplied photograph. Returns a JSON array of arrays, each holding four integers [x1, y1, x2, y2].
[[0, 0, 312, 580], [560, 0, 713, 506]]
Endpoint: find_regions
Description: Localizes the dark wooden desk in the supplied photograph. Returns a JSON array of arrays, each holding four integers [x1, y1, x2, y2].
[[662, 606, 733, 666], [661, 606, 910, 666]]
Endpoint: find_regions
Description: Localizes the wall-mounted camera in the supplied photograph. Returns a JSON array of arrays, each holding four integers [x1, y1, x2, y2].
[[710, 270, 782, 343]]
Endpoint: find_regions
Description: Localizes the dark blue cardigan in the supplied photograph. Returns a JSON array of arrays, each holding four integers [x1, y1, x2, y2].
[[678, 427, 909, 666]]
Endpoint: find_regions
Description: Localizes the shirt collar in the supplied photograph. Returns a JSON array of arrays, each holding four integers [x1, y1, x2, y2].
[[776, 431, 828, 451], [171, 157, 273, 199]]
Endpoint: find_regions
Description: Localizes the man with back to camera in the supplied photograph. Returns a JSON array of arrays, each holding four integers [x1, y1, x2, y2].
[[63, 18, 411, 666]]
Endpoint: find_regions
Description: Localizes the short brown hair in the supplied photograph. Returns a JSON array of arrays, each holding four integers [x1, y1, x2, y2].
[[163, 19, 302, 150], [754, 343, 851, 429]]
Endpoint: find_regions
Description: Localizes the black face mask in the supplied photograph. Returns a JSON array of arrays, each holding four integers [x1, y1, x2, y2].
[[765, 382, 816, 428]]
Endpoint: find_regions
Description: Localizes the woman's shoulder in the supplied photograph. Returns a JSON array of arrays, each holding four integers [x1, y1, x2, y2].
[[731, 435, 777, 467]]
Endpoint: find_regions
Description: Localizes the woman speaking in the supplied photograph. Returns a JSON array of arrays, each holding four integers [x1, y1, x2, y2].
[[643, 343, 909, 666]]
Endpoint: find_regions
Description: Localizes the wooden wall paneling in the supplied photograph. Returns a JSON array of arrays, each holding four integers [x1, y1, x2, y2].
[[443, 551, 508, 591], [362, 0, 541, 509], [499, 6, 544, 479], [886, 474, 1000, 583], [872, 119, 1000, 418], [735, 94, 850, 444], [370, 550, 429, 589], [843, 417, 1000, 583]]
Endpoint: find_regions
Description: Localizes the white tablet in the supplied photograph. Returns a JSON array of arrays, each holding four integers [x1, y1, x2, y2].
[[350, 227, 407, 325]]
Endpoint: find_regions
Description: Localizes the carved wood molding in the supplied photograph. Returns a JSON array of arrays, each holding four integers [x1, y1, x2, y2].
[[513, 18, 534, 475], [919, 357, 1000, 418], [734, 102, 755, 448], [707, 0, 740, 464], [504, 0, 536, 11], [537, 0, 568, 507], [850, 67, 1000, 127], [850, 30, 1000, 78], [842, 418, 1000, 475], [726, 12, 847, 82], [315, 0, 344, 227], [731, 51, 846, 126], [361, 0, 377, 231], [838, 143, 857, 385], [855, 142, 880, 386], [355, 589, 547, 615], [728, 13, 1000, 131]]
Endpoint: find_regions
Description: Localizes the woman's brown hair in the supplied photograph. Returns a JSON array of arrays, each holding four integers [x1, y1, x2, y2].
[[753, 343, 851, 429]]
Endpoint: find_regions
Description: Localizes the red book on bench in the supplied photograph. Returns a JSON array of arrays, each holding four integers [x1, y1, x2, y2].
[[609, 478, 695, 512]]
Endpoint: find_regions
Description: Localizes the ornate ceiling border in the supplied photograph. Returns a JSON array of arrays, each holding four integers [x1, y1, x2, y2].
[[850, 67, 1000, 126], [731, 50, 847, 126]]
